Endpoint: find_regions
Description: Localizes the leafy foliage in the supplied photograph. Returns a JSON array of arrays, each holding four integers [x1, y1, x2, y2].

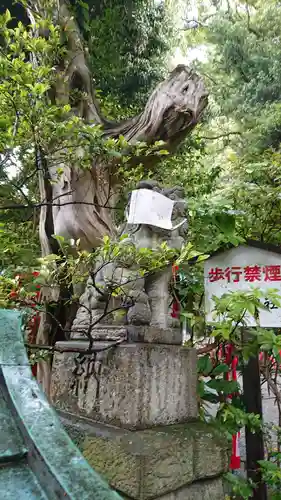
[[224, 472, 254, 500], [195, 286, 281, 496], [72, 0, 173, 110], [0, 222, 39, 272], [165, 0, 281, 253], [0, 6, 173, 273]]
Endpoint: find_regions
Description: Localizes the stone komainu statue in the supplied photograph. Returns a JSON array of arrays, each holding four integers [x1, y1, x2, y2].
[[71, 181, 187, 338]]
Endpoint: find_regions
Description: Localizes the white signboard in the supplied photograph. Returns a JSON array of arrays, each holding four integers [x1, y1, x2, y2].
[[204, 245, 281, 327], [127, 189, 174, 230]]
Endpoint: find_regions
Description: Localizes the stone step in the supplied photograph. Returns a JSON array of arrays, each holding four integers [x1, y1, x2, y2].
[[0, 463, 48, 500]]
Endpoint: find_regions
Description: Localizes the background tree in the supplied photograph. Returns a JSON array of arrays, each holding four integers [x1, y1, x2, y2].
[[166, 0, 281, 252], [74, 0, 174, 111]]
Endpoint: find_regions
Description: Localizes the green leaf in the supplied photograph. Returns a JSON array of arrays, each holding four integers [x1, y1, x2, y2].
[[157, 149, 169, 155], [207, 379, 239, 394], [197, 355, 213, 375], [197, 379, 205, 397], [212, 363, 230, 375], [181, 311, 194, 319], [52, 234, 65, 243], [38, 254, 59, 262], [214, 213, 235, 235], [201, 391, 220, 404], [4, 9, 11, 23]]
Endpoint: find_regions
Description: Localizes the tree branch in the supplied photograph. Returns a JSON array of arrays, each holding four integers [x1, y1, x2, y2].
[[105, 65, 208, 151], [0, 201, 120, 211], [245, 4, 260, 38], [197, 342, 218, 355], [182, 14, 216, 30], [199, 131, 242, 140]]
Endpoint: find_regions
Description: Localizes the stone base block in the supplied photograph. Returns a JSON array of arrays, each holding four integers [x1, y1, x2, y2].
[[59, 412, 229, 500], [71, 325, 128, 341], [71, 325, 182, 345], [51, 342, 197, 429], [126, 326, 182, 345]]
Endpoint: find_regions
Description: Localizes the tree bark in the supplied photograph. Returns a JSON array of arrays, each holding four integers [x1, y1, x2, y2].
[[50, 63, 208, 250], [28, 0, 208, 395], [30, 0, 207, 252]]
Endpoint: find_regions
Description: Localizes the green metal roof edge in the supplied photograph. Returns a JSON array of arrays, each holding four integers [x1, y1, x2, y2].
[[0, 309, 122, 500]]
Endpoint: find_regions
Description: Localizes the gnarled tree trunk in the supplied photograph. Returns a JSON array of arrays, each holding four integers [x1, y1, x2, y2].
[[29, 0, 208, 395]]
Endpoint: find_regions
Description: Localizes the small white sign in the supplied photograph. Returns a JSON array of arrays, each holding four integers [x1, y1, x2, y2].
[[204, 245, 281, 327], [127, 189, 174, 230]]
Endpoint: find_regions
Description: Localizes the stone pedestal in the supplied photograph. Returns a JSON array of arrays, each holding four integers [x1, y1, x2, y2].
[[58, 412, 228, 500], [51, 341, 197, 429], [51, 328, 229, 499]]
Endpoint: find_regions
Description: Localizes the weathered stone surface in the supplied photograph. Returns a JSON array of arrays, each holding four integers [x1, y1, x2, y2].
[[123, 478, 225, 499], [71, 325, 127, 341], [60, 413, 229, 500], [54, 340, 125, 352], [71, 265, 152, 338], [126, 326, 182, 345], [193, 428, 228, 480], [71, 182, 187, 336], [145, 268, 173, 329], [65, 325, 182, 345], [51, 343, 197, 428]]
